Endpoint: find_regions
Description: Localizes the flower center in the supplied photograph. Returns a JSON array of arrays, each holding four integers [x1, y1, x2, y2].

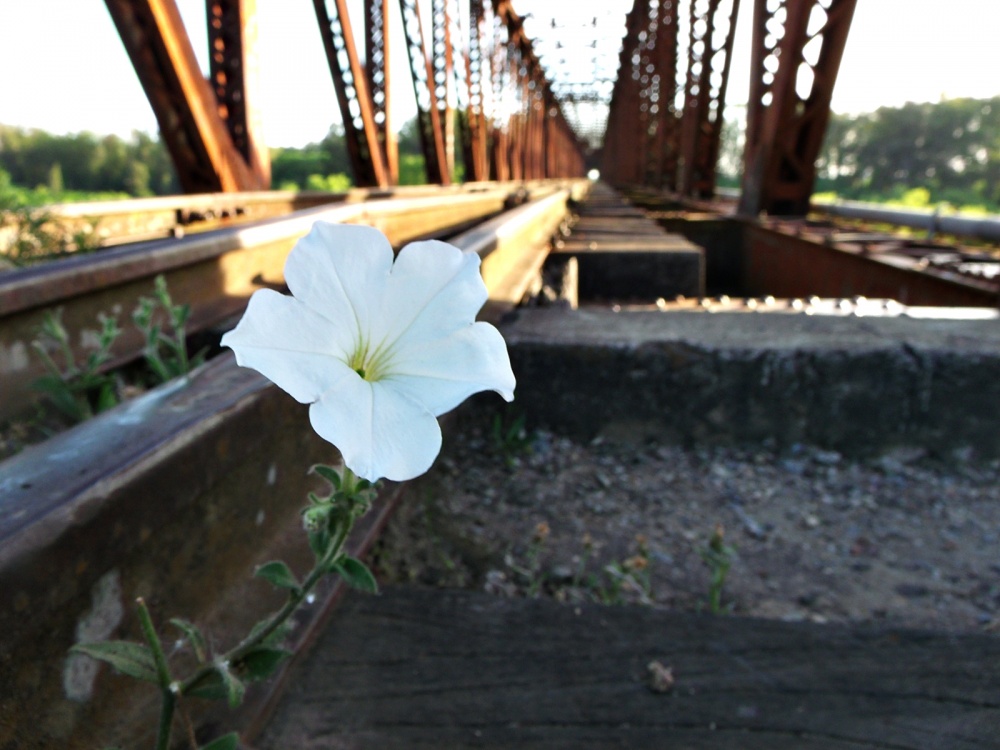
[[347, 337, 395, 382]]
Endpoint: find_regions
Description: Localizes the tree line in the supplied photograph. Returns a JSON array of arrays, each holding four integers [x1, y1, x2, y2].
[[0, 119, 427, 206], [2, 96, 998, 211], [718, 95, 1000, 213], [816, 96, 1000, 211]]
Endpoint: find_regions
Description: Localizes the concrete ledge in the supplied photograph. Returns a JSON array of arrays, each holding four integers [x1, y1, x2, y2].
[[504, 308, 1000, 460], [552, 237, 705, 300]]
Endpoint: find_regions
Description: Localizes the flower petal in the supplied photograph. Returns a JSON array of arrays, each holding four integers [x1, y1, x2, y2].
[[221, 289, 355, 403], [389, 321, 516, 416], [284, 223, 394, 350], [372, 241, 488, 349], [308, 376, 443, 482]]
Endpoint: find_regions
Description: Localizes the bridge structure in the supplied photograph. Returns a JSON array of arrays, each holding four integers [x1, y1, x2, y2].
[[102, 0, 855, 216], [4, 3, 1000, 749]]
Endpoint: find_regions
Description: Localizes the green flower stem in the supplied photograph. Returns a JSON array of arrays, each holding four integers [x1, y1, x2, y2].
[[178, 516, 353, 695], [136, 598, 176, 750]]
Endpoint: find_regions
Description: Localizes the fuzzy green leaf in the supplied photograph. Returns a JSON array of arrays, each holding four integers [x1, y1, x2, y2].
[[169, 618, 208, 663], [238, 647, 290, 682], [185, 662, 245, 707], [307, 526, 331, 560], [199, 733, 240, 750], [218, 663, 246, 708], [184, 670, 228, 701], [95, 381, 119, 413], [310, 463, 342, 489], [254, 560, 301, 592], [334, 556, 379, 593], [71, 641, 158, 683]]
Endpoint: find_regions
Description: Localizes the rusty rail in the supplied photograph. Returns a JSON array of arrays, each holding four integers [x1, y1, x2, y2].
[[0, 180, 588, 423]]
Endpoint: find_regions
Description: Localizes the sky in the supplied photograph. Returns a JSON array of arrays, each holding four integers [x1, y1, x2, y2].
[[1, 1, 999, 148]]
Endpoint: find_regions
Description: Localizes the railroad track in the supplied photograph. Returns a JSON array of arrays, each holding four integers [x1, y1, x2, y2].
[[3, 180, 1000, 748], [0, 182, 541, 254], [0, 180, 583, 424], [626, 188, 1000, 305]]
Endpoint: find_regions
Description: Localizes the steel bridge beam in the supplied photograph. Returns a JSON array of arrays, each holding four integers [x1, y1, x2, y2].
[[462, 0, 491, 181], [397, 0, 451, 184], [105, 0, 267, 193], [678, 0, 741, 198], [366, 0, 400, 184], [314, 0, 391, 187], [739, 0, 857, 216]]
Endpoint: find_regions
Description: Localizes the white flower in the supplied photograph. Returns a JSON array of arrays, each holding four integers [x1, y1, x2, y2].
[[221, 222, 516, 482]]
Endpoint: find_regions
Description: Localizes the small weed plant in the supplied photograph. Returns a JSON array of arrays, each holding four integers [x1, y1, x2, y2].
[[28, 276, 203, 433], [32, 309, 123, 423], [507, 526, 654, 605], [491, 410, 531, 467], [699, 524, 736, 614], [133, 275, 206, 382]]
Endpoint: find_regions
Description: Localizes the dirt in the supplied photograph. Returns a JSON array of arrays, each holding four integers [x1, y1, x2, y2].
[[373, 407, 1000, 632]]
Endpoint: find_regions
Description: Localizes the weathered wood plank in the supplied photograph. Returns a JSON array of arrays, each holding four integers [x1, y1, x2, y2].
[[256, 586, 1000, 749]]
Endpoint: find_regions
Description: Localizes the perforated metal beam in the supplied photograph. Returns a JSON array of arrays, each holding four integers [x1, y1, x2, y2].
[[739, 0, 857, 216], [601, 1, 684, 189], [365, 0, 399, 184], [599, 0, 647, 184], [678, 0, 741, 198], [105, 0, 266, 192], [462, 0, 491, 181], [206, 0, 271, 187], [398, 0, 451, 184], [314, 0, 390, 187]]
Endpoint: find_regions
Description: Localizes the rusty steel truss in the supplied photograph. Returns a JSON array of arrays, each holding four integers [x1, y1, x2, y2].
[[601, 0, 740, 198], [105, 0, 851, 211], [104, 0, 270, 193], [108, 0, 584, 191], [600, 0, 853, 214], [739, 0, 857, 216]]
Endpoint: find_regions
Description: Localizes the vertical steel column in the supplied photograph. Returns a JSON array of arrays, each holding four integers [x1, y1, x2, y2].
[[489, 8, 510, 181], [739, 0, 857, 216], [506, 38, 525, 181], [398, 0, 451, 184], [649, 0, 681, 189], [313, 0, 389, 187], [600, 0, 647, 185], [104, 0, 264, 192], [365, 0, 399, 184], [678, 0, 740, 197], [206, 0, 271, 187], [432, 0, 457, 180], [634, 1, 658, 185], [462, 0, 491, 181]]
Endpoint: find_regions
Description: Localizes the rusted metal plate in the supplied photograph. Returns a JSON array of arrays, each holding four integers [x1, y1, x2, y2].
[[744, 223, 1000, 307], [740, 0, 857, 216]]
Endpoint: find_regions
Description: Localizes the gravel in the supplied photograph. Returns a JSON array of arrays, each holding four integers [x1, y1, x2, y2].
[[374, 408, 1000, 632]]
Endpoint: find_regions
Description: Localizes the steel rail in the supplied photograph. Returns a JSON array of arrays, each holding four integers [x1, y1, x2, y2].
[[0, 180, 587, 423], [815, 201, 1000, 245], [0, 183, 545, 253]]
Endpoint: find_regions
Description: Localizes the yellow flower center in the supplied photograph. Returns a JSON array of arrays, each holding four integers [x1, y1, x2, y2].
[[347, 337, 395, 382]]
